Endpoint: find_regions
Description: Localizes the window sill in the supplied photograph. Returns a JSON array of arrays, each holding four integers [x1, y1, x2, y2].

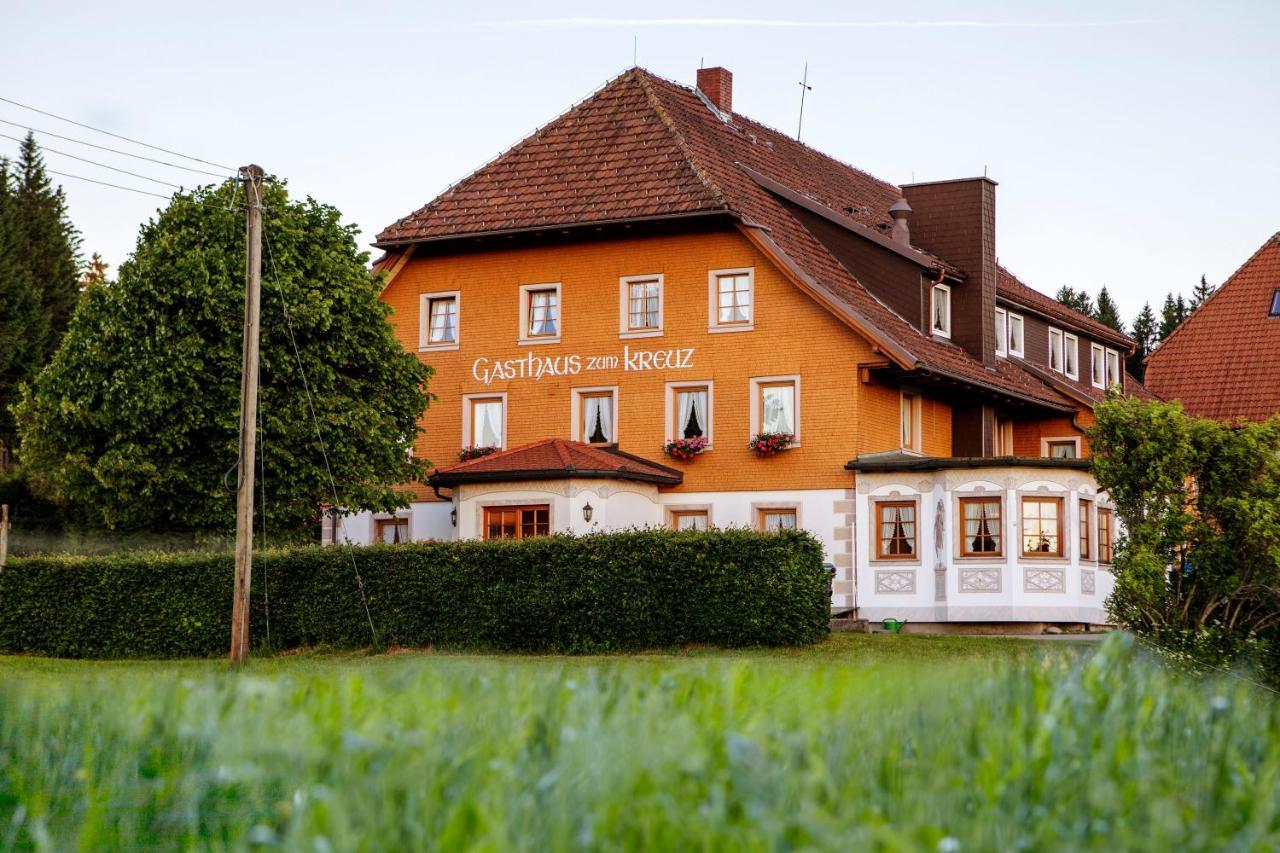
[[955, 554, 1005, 562], [870, 558, 921, 567], [707, 324, 754, 334], [420, 343, 459, 353], [518, 336, 561, 347], [620, 328, 663, 340], [1019, 554, 1069, 563]]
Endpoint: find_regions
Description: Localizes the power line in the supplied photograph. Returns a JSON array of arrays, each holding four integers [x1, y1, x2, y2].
[[0, 117, 230, 179], [45, 168, 171, 200], [0, 94, 234, 171], [0, 131, 184, 189]]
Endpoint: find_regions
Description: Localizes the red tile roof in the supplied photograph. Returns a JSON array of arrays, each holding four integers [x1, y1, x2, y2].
[[379, 68, 1124, 413], [1144, 233, 1280, 421], [428, 438, 683, 487], [997, 267, 1134, 350]]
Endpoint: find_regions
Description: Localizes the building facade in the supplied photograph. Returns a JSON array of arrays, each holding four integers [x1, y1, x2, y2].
[[335, 66, 1149, 628]]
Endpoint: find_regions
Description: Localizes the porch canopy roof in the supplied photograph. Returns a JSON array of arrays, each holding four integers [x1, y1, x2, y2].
[[846, 451, 1092, 473], [428, 438, 683, 490]]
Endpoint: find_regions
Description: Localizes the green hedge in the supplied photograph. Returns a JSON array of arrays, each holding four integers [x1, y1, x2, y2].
[[0, 529, 830, 658]]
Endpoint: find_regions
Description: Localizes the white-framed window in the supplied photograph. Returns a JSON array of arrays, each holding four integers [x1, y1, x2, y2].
[[750, 375, 799, 443], [619, 274, 663, 338], [518, 282, 562, 344], [900, 389, 922, 452], [995, 308, 1008, 357], [708, 268, 754, 332], [931, 282, 952, 338], [1064, 332, 1079, 380], [1091, 343, 1106, 389], [419, 291, 460, 351], [1105, 349, 1122, 390], [571, 387, 618, 445], [462, 393, 506, 450], [1007, 312, 1025, 358], [666, 381, 713, 446], [1048, 327, 1065, 374], [1043, 437, 1081, 459]]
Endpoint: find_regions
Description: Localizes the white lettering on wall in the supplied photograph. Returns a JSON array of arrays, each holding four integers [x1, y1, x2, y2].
[[471, 346, 694, 385]]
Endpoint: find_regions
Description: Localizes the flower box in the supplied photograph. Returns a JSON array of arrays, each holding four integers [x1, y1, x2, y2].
[[748, 432, 794, 458], [664, 436, 708, 461], [459, 445, 499, 462]]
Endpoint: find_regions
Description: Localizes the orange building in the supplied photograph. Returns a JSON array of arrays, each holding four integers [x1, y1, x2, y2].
[[339, 67, 1150, 628]]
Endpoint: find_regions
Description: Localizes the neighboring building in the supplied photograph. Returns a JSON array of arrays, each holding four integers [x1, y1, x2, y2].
[[1145, 233, 1280, 421], [336, 66, 1150, 628]]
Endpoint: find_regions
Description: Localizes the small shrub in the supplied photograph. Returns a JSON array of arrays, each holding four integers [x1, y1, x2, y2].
[[0, 528, 829, 658]]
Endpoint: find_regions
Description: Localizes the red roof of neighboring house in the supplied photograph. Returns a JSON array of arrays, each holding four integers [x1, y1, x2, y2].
[[428, 438, 683, 487], [379, 68, 1130, 413], [996, 267, 1134, 350], [1145, 233, 1280, 421]]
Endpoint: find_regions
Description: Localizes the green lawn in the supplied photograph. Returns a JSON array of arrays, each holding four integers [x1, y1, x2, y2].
[[1, 633, 1276, 850]]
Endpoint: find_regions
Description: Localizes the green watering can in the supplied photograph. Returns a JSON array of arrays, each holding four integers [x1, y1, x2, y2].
[[882, 618, 907, 634]]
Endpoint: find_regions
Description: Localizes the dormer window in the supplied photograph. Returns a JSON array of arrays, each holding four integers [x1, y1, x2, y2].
[[1007, 312, 1025, 358], [1048, 327, 1065, 373], [1064, 332, 1079, 380], [931, 283, 951, 338], [995, 308, 1008, 357], [1091, 343, 1106, 389], [1105, 349, 1122, 389], [1270, 288, 1280, 317]]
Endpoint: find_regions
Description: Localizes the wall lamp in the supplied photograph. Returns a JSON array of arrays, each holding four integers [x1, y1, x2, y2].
[[450, 507, 457, 527], [582, 502, 594, 523]]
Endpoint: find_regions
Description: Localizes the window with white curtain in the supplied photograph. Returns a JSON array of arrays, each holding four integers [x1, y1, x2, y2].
[[470, 398, 504, 448], [760, 381, 795, 434], [675, 387, 709, 441], [1008, 312, 1025, 357], [1105, 349, 1122, 389], [995, 308, 1008, 357], [581, 392, 615, 444]]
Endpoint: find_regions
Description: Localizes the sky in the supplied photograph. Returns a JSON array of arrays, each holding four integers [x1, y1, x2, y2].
[[3, 0, 1277, 323]]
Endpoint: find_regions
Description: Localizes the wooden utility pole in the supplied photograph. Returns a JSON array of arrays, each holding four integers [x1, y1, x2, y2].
[[0, 504, 9, 569], [229, 165, 264, 665]]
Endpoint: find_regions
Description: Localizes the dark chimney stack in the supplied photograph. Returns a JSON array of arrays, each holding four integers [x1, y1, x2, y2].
[[696, 67, 733, 114]]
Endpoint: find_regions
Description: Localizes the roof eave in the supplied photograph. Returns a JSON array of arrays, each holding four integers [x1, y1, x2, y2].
[[373, 209, 735, 250], [427, 467, 682, 488], [846, 455, 1092, 472]]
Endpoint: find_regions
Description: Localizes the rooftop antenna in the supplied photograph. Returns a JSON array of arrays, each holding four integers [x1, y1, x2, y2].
[[796, 62, 812, 141]]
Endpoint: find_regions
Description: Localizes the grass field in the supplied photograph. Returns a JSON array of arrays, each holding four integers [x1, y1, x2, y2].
[[1, 633, 1277, 850]]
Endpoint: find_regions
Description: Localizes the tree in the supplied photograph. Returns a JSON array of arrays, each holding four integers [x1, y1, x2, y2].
[[1189, 274, 1215, 310], [80, 252, 110, 288], [15, 178, 433, 531], [1055, 285, 1094, 317], [1158, 293, 1188, 341], [1089, 397, 1280, 681], [13, 133, 80, 361], [1094, 286, 1124, 333], [1128, 302, 1157, 381], [0, 159, 48, 453]]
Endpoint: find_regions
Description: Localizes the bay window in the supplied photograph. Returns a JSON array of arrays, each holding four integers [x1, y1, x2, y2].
[[876, 501, 917, 559], [960, 497, 1002, 557], [484, 505, 549, 540], [1021, 497, 1063, 557]]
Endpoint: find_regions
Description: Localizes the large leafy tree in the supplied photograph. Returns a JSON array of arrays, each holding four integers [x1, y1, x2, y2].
[[16, 178, 432, 531], [1090, 396, 1280, 679]]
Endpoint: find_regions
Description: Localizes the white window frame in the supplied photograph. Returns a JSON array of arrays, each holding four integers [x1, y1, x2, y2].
[[749, 374, 800, 445], [708, 267, 755, 333], [900, 389, 922, 453], [930, 282, 952, 338], [570, 386, 619, 445], [995, 308, 1008, 358], [618, 274, 664, 339], [1090, 343, 1106, 389], [1048, 327, 1065, 374], [1007, 312, 1025, 358], [665, 381, 714, 448], [1105, 349, 1122, 390], [419, 290, 460, 352], [518, 282, 562, 345], [461, 392, 508, 450], [1064, 332, 1079, 380], [1042, 436, 1082, 459]]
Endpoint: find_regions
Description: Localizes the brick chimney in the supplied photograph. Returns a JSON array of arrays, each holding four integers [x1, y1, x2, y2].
[[696, 67, 733, 114]]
